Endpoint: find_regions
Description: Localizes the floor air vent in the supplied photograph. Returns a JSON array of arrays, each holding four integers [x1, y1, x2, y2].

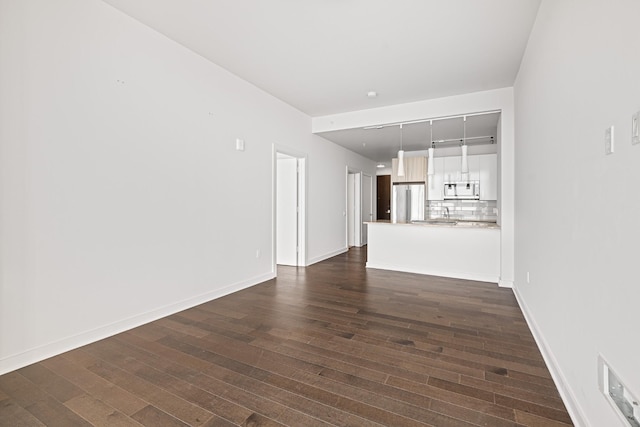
[[598, 355, 640, 427]]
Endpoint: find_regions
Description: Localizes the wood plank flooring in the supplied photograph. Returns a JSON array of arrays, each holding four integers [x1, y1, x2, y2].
[[0, 247, 573, 426]]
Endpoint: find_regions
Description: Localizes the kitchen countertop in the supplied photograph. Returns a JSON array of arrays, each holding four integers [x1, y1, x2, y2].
[[366, 219, 500, 229]]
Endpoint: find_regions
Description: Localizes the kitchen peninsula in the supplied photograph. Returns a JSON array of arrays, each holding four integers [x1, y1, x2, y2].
[[365, 220, 500, 282], [367, 149, 501, 283]]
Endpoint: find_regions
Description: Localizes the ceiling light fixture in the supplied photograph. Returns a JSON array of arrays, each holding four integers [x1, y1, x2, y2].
[[461, 116, 469, 174], [427, 120, 434, 176], [367, 91, 378, 98], [362, 110, 500, 130], [377, 163, 385, 168], [397, 124, 405, 177], [431, 135, 494, 145]]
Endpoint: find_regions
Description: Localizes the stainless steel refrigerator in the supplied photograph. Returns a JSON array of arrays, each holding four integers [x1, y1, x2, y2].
[[392, 183, 425, 222]]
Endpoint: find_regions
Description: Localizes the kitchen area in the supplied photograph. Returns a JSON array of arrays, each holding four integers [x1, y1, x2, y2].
[[364, 112, 502, 282]]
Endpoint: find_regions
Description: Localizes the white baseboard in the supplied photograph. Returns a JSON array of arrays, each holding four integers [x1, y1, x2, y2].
[[0, 272, 275, 376], [498, 279, 514, 288], [306, 247, 348, 266], [512, 285, 590, 427], [365, 262, 499, 284]]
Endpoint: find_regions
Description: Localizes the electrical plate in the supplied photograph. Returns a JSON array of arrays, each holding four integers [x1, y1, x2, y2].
[[632, 111, 640, 145], [605, 126, 615, 155]]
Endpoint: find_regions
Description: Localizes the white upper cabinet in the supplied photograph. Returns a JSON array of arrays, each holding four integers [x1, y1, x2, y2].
[[426, 153, 498, 201], [427, 157, 445, 200], [479, 154, 498, 200], [467, 155, 480, 181], [443, 156, 460, 183]]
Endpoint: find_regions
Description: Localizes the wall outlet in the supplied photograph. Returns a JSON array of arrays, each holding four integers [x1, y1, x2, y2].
[[526, 272, 530, 284], [605, 126, 615, 155], [632, 111, 640, 145], [256, 249, 260, 258]]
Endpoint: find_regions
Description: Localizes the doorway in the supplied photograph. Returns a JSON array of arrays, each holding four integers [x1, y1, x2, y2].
[[274, 147, 306, 269], [346, 169, 373, 247], [346, 172, 360, 247], [361, 173, 372, 245], [376, 175, 391, 220]]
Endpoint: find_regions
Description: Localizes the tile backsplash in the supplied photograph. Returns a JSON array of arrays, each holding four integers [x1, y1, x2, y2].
[[426, 200, 498, 222]]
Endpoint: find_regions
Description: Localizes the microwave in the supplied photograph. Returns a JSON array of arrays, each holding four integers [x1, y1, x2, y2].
[[444, 181, 480, 200]]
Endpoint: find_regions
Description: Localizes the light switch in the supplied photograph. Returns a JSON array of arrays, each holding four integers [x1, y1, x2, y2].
[[236, 138, 245, 151], [632, 111, 640, 145], [605, 126, 614, 155]]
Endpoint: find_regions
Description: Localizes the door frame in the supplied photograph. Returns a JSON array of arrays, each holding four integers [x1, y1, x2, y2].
[[361, 173, 373, 245], [346, 167, 364, 247], [272, 144, 307, 271], [346, 172, 357, 247]]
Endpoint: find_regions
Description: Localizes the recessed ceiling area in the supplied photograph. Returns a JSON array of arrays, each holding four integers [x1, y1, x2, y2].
[[317, 112, 500, 163]]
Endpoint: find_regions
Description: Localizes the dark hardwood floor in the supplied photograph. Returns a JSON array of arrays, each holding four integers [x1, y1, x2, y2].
[[0, 247, 572, 426]]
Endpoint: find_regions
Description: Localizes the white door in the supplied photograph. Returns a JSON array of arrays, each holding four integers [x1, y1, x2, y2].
[[347, 173, 355, 247], [361, 174, 372, 245], [277, 155, 297, 265]]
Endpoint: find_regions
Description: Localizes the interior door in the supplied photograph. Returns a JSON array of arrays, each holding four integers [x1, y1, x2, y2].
[[376, 175, 391, 220], [276, 155, 297, 265], [347, 173, 355, 247]]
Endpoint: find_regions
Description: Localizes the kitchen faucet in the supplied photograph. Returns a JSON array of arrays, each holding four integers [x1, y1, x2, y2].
[[444, 207, 450, 219]]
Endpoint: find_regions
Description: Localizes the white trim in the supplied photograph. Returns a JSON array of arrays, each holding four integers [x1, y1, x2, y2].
[[346, 168, 362, 247], [307, 248, 348, 266], [366, 263, 499, 284], [0, 272, 275, 376], [272, 144, 308, 270], [498, 279, 514, 288], [512, 285, 589, 427], [361, 172, 373, 246]]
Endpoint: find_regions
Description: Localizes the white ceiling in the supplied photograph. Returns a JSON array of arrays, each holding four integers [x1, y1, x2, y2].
[[101, 0, 539, 161]]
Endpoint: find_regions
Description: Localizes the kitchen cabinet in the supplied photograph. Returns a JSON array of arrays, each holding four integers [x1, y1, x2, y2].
[[426, 153, 498, 201], [443, 156, 461, 182], [392, 156, 427, 183], [427, 157, 445, 200], [479, 154, 498, 200], [467, 155, 480, 181], [443, 155, 480, 181]]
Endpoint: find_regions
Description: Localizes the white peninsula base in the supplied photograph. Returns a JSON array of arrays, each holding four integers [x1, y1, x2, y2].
[[365, 222, 500, 283]]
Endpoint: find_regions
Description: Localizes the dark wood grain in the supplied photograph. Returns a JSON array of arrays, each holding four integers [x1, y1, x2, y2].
[[0, 247, 572, 426]]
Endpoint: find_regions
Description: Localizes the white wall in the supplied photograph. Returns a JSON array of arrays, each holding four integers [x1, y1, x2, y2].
[[0, 0, 375, 374], [514, 1, 640, 425], [313, 87, 515, 287]]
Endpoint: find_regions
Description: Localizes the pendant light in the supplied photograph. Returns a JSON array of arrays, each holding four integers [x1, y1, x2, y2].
[[461, 116, 469, 174], [427, 120, 434, 176], [397, 124, 405, 177]]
